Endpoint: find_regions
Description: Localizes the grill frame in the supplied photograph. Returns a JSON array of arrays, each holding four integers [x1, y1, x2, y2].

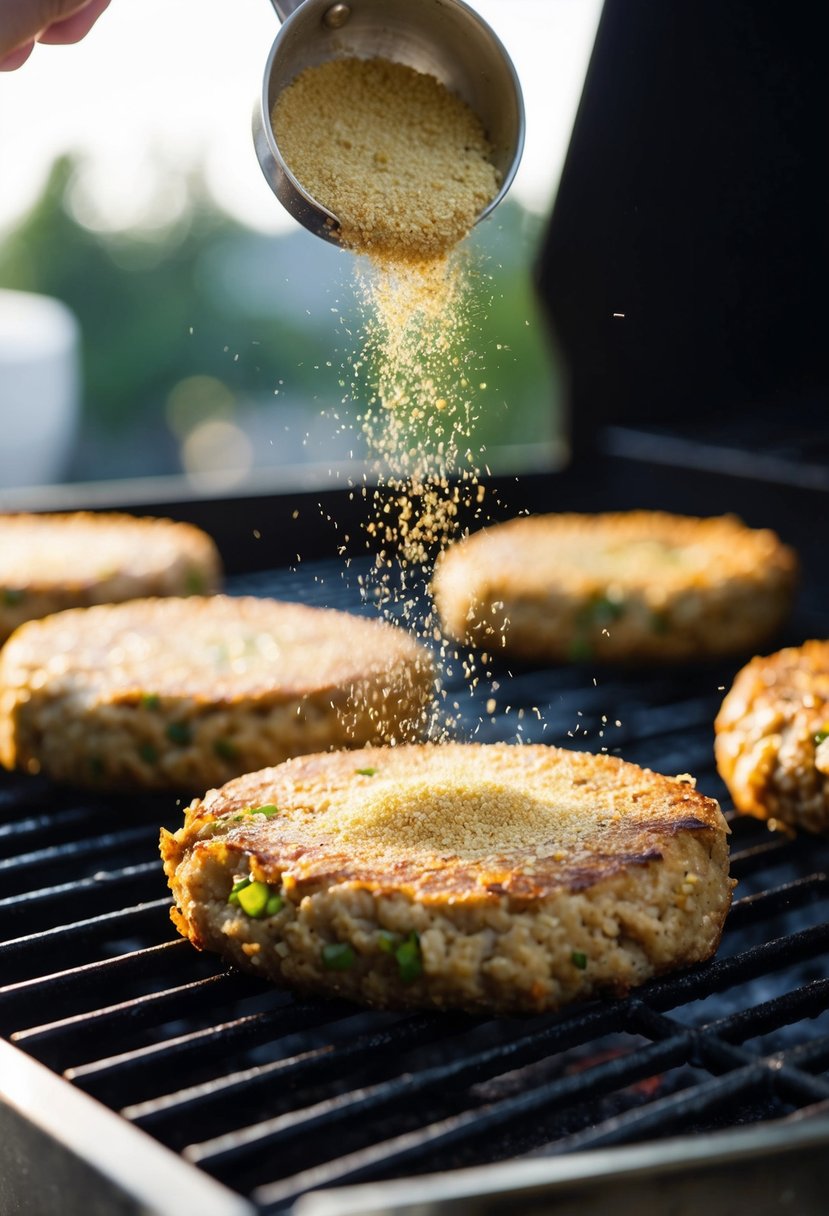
[[2, 442, 829, 1215]]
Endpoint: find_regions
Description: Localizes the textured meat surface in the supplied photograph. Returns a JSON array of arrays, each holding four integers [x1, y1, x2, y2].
[[162, 742, 733, 1014], [0, 597, 434, 790], [0, 511, 222, 642], [716, 640, 829, 833], [432, 511, 797, 662]]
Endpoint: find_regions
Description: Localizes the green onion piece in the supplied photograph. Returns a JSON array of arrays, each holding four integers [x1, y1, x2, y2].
[[250, 804, 280, 818], [355, 766, 378, 776], [185, 569, 206, 595], [166, 722, 193, 746], [395, 932, 422, 984], [236, 880, 271, 918], [138, 742, 158, 764], [571, 950, 588, 970], [140, 693, 161, 710], [815, 730, 829, 745], [322, 942, 356, 971], [377, 929, 399, 954], [213, 738, 238, 761], [265, 892, 284, 916], [3, 588, 24, 606]]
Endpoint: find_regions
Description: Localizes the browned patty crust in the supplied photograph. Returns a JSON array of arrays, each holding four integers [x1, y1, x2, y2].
[[0, 597, 434, 790], [431, 511, 797, 663], [716, 640, 829, 834], [0, 510, 222, 643], [161, 743, 733, 1014]]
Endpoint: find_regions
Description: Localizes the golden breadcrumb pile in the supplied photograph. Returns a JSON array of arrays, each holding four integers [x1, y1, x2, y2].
[[272, 57, 499, 260]]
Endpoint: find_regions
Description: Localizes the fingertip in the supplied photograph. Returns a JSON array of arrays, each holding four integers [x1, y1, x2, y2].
[[37, 0, 112, 47], [0, 41, 35, 71]]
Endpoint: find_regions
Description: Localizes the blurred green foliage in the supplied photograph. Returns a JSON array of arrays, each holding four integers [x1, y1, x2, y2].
[[0, 155, 561, 480]]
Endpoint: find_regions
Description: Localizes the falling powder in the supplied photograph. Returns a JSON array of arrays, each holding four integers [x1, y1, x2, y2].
[[272, 55, 505, 738]]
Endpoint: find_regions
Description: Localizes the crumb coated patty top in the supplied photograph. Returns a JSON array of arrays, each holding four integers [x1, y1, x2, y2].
[[0, 511, 220, 590], [433, 511, 797, 599], [168, 743, 728, 906], [0, 596, 432, 704]]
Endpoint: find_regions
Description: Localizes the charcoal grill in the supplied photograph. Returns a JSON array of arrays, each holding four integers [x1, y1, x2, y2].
[[2, 432, 829, 1216]]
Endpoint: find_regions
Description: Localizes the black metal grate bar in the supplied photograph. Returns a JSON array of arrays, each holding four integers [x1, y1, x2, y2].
[[123, 1013, 453, 1147], [184, 1008, 638, 1171], [66, 997, 359, 1107], [0, 898, 173, 984], [249, 1035, 699, 1209], [0, 861, 162, 937], [0, 824, 160, 895], [11, 972, 262, 1071]]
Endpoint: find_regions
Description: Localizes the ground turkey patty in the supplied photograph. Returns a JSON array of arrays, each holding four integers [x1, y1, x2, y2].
[[0, 597, 433, 791], [716, 640, 829, 834], [161, 743, 733, 1014], [431, 511, 797, 663], [0, 511, 222, 644]]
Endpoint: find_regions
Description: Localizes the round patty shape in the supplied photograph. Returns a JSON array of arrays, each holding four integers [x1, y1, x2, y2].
[[0, 511, 222, 644], [715, 640, 829, 834], [0, 597, 433, 791], [431, 511, 797, 663], [161, 742, 733, 1014]]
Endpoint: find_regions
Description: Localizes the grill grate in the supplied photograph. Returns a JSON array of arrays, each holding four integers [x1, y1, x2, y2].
[[2, 555, 829, 1214]]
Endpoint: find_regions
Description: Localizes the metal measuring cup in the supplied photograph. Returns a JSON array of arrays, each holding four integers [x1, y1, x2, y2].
[[253, 0, 525, 245]]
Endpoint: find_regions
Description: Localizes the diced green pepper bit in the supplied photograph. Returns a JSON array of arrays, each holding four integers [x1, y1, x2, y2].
[[377, 929, 399, 954], [185, 569, 206, 595], [227, 875, 253, 904], [138, 742, 158, 764], [571, 950, 588, 970], [214, 738, 239, 761], [166, 721, 193, 746], [322, 942, 356, 971], [3, 588, 24, 607], [236, 880, 271, 918], [395, 932, 422, 984], [228, 876, 284, 916], [227, 805, 279, 823], [355, 766, 378, 777], [814, 730, 829, 745], [140, 693, 161, 710]]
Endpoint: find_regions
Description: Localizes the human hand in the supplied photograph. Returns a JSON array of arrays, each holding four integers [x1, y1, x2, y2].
[[0, 0, 111, 70]]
